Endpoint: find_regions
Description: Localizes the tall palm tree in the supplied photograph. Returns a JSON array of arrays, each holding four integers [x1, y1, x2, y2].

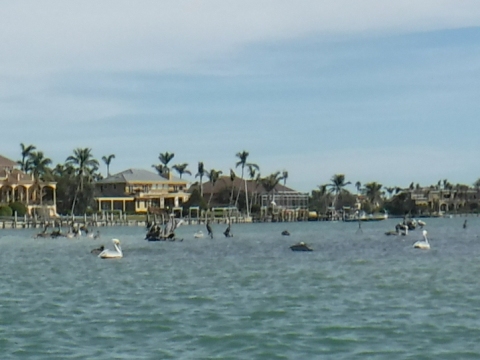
[[196, 162, 206, 197], [326, 174, 351, 210], [28, 151, 52, 180], [172, 163, 191, 179], [101, 154, 115, 177], [65, 148, 99, 215], [282, 170, 289, 187], [27, 151, 52, 205], [260, 171, 284, 209], [235, 150, 259, 218], [355, 181, 362, 194], [363, 182, 383, 211], [66, 148, 99, 191], [248, 165, 259, 214], [155, 152, 175, 177], [316, 184, 331, 214], [18, 143, 36, 172], [228, 169, 237, 207], [206, 169, 223, 207]]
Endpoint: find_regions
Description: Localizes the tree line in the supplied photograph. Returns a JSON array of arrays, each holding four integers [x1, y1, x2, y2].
[[9, 143, 479, 217]]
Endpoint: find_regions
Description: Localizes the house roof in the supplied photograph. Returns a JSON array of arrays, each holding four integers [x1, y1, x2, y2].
[[96, 168, 186, 184], [191, 176, 299, 195], [0, 155, 17, 168]]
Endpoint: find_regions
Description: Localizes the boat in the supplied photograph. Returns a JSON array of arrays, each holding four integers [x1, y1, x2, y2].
[[344, 211, 388, 222], [290, 242, 313, 251]]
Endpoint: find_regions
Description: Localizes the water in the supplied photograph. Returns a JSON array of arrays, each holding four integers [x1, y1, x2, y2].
[[1, 217, 480, 359]]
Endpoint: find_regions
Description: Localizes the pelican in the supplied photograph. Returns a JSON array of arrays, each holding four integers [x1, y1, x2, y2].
[[98, 239, 123, 259], [417, 219, 426, 228], [413, 230, 430, 250]]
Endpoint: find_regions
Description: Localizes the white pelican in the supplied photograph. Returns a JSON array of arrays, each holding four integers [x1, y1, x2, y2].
[[98, 239, 123, 259], [417, 219, 426, 228], [194, 230, 204, 238], [413, 230, 430, 250]]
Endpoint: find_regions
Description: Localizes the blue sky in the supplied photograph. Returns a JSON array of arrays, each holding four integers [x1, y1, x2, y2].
[[1, 1, 480, 192]]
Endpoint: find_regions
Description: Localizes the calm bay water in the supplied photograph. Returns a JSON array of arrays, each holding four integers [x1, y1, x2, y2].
[[1, 217, 480, 359]]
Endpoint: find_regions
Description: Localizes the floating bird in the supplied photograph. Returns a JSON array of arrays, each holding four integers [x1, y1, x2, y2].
[[98, 239, 123, 259], [223, 223, 233, 238], [91, 245, 105, 255], [290, 242, 313, 252], [194, 230, 204, 238], [206, 221, 213, 239], [413, 230, 430, 250], [281, 230, 290, 236], [417, 219, 426, 228]]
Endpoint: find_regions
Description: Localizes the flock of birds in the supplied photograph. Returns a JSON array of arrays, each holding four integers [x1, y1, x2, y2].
[[34, 216, 464, 259], [384, 218, 431, 250]]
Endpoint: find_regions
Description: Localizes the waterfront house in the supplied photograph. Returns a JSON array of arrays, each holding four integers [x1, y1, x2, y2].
[[0, 154, 57, 216], [94, 168, 190, 214], [409, 186, 480, 213], [194, 176, 309, 218]]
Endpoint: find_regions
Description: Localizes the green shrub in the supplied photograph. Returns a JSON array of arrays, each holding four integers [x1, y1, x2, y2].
[[9, 202, 28, 216], [0, 205, 13, 217]]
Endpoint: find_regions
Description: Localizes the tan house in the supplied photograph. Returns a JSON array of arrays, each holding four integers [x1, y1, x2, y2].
[[410, 186, 480, 213], [94, 168, 190, 214], [0, 154, 57, 216]]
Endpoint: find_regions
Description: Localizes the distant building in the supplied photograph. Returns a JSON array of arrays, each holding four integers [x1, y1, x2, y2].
[[409, 186, 480, 213], [94, 168, 190, 213], [0, 154, 57, 216], [194, 176, 309, 210]]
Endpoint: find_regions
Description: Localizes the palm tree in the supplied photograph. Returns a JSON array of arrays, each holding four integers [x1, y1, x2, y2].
[[66, 148, 99, 215], [385, 187, 395, 199], [282, 170, 289, 187], [101, 154, 115, 177], [152, 164, 164, 175], [228, 169, 237, 207], [28, 151, 52, 180], [326, 174, 351, 210], [172, 163, 191, 179], [196, 162, 206, 197], [155, 152, 175, 177], [355, 181, 362, 194], [28, 151, 52, 205], [18, 143, 36, 172], [363, 182, 383, 211], [206, 169, 223, 207], [260, 171, 284, 210], [235, 150, 259, 218], [315, 184, 331, 214], [247, 165, 259, 214], [66, 148, 99, 191]]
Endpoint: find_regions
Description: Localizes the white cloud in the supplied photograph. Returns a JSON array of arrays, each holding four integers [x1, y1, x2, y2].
[[1, 1, 480, 75]]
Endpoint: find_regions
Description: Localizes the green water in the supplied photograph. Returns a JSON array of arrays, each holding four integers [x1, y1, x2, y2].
[[1, 217, 480, 359]]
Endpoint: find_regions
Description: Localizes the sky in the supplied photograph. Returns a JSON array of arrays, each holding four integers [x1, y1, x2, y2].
[[1, 1, 480, 192]]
